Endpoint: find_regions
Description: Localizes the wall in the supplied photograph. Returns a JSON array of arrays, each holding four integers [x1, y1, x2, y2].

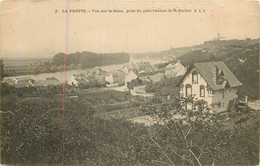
[[179, 68, 213, 105], [212, 88, 237, 112]]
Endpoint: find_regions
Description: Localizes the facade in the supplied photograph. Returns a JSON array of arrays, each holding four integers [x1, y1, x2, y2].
[[179, 61, 243, 112]]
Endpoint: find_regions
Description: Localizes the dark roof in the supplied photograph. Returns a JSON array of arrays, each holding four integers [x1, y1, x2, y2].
[[193, 61, 242, 90]]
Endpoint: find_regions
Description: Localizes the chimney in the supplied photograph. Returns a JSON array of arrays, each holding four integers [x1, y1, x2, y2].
[[213, 66, 219, 84]]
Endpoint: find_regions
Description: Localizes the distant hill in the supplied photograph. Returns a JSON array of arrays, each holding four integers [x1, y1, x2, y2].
[[52, 51, 130, 70]]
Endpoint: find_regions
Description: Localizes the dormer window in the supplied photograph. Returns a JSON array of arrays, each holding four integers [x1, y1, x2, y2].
[[192, 71, 198, 84]]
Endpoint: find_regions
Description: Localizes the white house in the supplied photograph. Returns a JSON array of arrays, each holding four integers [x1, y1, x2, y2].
[[165, 60, 186, 78], [179, 61, 243, 112]]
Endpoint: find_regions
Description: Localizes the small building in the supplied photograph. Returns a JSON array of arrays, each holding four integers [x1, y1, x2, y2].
[[165, 60, 186, 78], [125, 70, 138, 87], [105, 71, 126, 86], [179, 61, 243, 112]]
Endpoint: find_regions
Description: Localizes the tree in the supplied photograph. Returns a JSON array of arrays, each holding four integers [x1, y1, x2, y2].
[[141, 96, 259, 166], [0, 59, 7, 80], [127, 78, 143, 91]]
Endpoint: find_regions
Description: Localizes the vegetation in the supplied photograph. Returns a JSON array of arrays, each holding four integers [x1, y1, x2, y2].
[[145, 76, 183, 101], [1, 85, 258, 165], [126, 78, 143, 91], [78, 80, 106, 89], [1, 39, 259, 165]]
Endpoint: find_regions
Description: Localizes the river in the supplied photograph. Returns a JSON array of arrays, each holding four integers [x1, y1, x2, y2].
[[4, 57, 169, 83]]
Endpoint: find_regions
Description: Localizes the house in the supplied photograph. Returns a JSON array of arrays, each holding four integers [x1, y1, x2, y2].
[[165, 60, 186, 78], [125, 70, 138, 87], [179, 61, 243, 112], [105, 71, 126, 86]]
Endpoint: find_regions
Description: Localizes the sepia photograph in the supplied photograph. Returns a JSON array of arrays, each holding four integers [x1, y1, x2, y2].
[[0, 0, 259, 165]]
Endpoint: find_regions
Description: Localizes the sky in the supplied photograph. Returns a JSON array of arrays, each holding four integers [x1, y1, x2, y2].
[[0, 0, 259, 58]]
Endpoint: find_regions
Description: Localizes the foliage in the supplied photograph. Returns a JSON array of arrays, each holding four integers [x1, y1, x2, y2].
[[127, 78, 143, 91], [1, 86, 259, 165], [145, 76, 183, 99], [78, 80, 105, 89], [141, 96, 259, 166]]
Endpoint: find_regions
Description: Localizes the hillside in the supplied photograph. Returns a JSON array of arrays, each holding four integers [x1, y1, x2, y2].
[[177, 39, 259, 100], [137, 39, 259, 100]]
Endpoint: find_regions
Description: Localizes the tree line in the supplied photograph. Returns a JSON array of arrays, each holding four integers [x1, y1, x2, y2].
[[52, 51, 130, 70]]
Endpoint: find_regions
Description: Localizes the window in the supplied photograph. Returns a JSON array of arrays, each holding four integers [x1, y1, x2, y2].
[[200, 85, 205, 97], [186, 84, 192, 96], [222, 90, 225, 98], [192, 71, 198, 84]]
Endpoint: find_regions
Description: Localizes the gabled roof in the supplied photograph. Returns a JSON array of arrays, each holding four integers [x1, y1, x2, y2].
[[192, 61, 242, 90]]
